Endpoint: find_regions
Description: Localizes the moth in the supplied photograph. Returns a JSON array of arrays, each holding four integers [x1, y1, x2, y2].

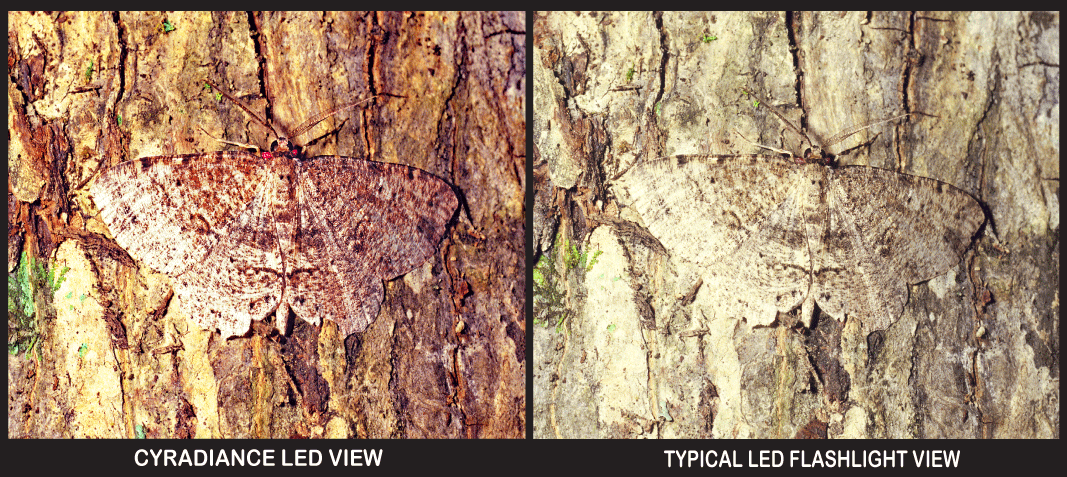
[[616, 100, 983, 335], [91, 79, 458, 338]]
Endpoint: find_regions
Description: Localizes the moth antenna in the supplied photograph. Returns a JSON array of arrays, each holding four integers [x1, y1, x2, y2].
[[289, 95, 383, 142], [749, 91, 818, 152], [203, 79, 283, 141], [823, 113, 911, 150]]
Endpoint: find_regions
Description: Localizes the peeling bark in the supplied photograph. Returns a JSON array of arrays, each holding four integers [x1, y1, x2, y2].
[[9, 11, 526, 439], [534, 11, 1057, 439]]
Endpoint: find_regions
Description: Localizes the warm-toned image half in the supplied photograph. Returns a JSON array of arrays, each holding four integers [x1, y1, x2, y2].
[[9, 11, 526, 438], [533, 11, 1057, 438]]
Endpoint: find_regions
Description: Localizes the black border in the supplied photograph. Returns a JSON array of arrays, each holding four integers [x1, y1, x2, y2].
[[6, 439, 1061, 473], [5, 11, 1061, 476]]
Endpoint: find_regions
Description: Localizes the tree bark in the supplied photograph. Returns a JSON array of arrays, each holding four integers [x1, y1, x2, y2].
[[9, 11, 526, 438], [534, 11, 1057, 438]]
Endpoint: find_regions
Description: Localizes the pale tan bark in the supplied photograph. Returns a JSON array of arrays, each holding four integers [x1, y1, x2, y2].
[[534, 11, 1057, 439], [9, 11, 526, 439]]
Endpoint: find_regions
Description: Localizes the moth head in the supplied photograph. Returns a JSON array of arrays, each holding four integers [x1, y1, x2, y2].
[[272, 137, 289, 150]]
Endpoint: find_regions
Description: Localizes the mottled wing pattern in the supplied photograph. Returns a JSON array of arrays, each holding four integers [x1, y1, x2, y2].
[[91, 152, 289, 338], [618, 154, 983, 334], [91, 152, 458, 338], [288, 156, 459, 336], [619, 155, 817, 326], [815, 166, 984, 334], [91, 152, 269, 276]]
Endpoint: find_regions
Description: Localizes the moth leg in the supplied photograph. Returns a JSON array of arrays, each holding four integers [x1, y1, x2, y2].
[[733, 129, 796, 159], [800, 291, 816, 329], [196, 124, 262, 153]]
